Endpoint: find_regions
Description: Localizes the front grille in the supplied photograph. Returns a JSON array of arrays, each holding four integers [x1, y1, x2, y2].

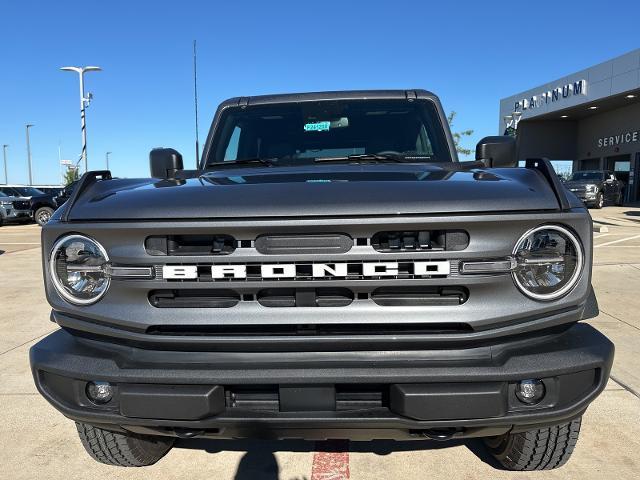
[[45, 211, 591, 349], [12, 200, 30, 210]]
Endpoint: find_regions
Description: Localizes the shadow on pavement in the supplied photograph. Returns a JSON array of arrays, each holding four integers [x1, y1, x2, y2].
[[175, 437, 502, 478]]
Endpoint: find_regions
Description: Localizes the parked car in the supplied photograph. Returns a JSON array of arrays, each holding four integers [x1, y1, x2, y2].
[[0, 191, 31, 226], [0, 185, 62, 225], [564, 170, 624, 208], [31, 89, 613, 471]]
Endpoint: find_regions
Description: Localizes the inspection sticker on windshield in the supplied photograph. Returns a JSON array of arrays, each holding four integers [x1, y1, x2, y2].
[[304, 121, 330, 132]]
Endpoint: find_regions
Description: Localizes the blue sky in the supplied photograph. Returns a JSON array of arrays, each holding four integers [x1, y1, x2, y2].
[[1, 0, 638, 185]]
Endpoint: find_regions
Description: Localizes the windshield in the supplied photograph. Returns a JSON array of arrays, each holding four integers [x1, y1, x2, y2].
[[205, 99, 452, 167], [13, 186, 44, 196], [570, 171, 603, 182]]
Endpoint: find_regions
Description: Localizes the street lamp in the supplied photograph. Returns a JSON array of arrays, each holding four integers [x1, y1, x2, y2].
[[105, 151, 111, 170], [25, 124, 34, 185], [2, 144, 8, 184], [512, 111, 523, 129], [60, 66, 102, 173], [503, 111, 524, 136]]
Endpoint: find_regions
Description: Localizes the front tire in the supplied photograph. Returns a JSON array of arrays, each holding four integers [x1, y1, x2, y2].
[[483, 417, 582, 471], [76, 422, 175, 467], [35, 206, 54, 226], [593, 192, 604, 209]]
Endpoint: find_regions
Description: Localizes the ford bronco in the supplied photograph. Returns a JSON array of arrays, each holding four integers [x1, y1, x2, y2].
[[30, 90, 614, 470]]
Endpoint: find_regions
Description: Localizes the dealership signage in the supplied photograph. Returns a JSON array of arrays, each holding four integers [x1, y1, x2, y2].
[[514, 80, 587, 112], [598, 129, 640, 148]]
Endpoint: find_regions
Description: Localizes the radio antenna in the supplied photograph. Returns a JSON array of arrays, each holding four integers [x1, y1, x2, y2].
[[193, 39, 200, 168]]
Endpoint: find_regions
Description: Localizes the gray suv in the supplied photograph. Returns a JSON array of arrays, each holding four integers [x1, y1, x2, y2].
[[0, 191, 31, 226], [30, 90, 613, 471]]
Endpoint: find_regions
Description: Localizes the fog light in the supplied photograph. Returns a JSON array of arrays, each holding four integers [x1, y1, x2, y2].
[[515, 379, 545, 405], [86, 381, 114, 404]]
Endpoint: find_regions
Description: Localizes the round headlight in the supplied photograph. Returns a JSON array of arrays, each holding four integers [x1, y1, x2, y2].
[[512, 225, 583, 301], [49, 234, 110, 305]]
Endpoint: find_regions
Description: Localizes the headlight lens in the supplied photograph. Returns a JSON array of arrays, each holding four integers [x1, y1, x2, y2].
[[49, 234, 110, 305], [0, 200, 11, 206], [586, 184, 598, 193], [512, 225, 583, 301]]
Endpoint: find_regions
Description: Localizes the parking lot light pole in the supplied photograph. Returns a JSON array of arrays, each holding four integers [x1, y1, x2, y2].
[[60, 66, 102, 173], [2, 144, 8, 184], [106, 151, 111, 170], [25, 124, 34, 185]]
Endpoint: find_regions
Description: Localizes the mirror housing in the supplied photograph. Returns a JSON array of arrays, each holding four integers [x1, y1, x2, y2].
[[475, 136, 517, 168], [150, 148, 184, 179]]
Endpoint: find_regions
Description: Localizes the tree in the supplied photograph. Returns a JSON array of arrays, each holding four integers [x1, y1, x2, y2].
[[63, 166, 80, 185], [447, 111, 474, 157]]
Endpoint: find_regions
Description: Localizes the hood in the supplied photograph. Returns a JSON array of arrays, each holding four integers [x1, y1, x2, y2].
[[65, 163, 560, 221]]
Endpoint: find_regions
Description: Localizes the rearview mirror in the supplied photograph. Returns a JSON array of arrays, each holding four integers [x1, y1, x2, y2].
[[150, 148, 183, 179], [475, 136, 517, 168]]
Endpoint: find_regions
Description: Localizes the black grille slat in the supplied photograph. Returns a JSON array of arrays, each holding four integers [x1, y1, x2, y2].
[[372, 230, 469, 252], [257, 288, 354, 308], [255, 234, 353, 255], [371, 286, 468, 307], [145, 235, 237, 256], [149, 289, 240, 308]]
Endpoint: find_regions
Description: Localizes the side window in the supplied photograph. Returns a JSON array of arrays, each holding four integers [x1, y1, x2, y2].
[[224, 126, 242, 161]]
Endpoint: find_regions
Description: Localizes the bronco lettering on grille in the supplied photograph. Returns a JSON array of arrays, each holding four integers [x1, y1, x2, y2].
[[162, 261, 450, 280]]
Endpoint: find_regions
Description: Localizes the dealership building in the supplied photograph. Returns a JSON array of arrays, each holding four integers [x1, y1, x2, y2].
[[499, 48, 640, 203]]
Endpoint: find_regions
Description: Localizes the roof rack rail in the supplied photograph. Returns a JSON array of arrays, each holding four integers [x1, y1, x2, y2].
[[525, 158, 570, 211], [60, 170, 112, 222]]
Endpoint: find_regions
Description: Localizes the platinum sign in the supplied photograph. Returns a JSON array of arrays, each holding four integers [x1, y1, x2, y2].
[[514, 80, 587, 112]]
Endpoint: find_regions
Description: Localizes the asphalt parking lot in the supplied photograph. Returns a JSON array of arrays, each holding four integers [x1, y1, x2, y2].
[[1, 208, 639, 480]]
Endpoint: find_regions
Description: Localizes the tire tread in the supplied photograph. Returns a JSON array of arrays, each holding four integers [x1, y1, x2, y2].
[[486, 417, 582, 471], [75, 422, 174, 467]]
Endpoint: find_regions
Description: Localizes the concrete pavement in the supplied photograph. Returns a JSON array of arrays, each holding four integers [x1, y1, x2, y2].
[[1, 212, 639, 479]]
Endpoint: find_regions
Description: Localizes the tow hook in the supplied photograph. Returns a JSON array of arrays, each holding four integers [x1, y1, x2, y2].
[[173, 428, 205, 438], [420, 428, 458, 441]]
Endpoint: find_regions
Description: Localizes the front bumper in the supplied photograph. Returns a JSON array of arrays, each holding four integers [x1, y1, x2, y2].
[[30, 323, 613, 441], [570, 192, 597, 205], [1, 208, 31, 221]]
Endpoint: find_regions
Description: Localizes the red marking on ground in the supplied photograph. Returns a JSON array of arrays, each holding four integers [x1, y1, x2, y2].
[[311, 440, 350, 480]]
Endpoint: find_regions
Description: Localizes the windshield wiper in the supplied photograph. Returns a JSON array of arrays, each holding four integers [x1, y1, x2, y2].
[[207, 158, 275, 168], [314, 153, 423, 163]]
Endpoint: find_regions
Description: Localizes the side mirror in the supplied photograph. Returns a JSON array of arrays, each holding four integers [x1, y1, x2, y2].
[[150, 148, 183, 179], [475, 136, 517, 168]]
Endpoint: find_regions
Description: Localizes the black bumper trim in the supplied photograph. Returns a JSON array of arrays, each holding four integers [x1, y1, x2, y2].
[[30, 323, 614, 438]]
